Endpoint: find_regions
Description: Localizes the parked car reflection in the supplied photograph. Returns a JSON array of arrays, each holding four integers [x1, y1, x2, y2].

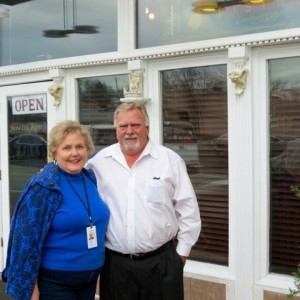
[[9, 133, 47, 159], [271, 138, 300, 178], [163, 121, 203, 171], [213, 133, 290, 158]]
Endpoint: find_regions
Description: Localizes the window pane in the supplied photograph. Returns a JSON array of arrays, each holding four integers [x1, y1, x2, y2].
[[269, 57, 300, 275], [0, 0, 117, 66], [8, 97, 47, 219], [78, 75, 129, 155], [162, 65, 228, 265], [137, 0, 300, 48]]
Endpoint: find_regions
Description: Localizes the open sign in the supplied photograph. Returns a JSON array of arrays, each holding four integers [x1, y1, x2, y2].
[[12, 94, 47, 115]]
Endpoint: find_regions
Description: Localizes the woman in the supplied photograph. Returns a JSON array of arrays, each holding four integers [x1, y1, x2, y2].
[[2, 120, 110, 300]]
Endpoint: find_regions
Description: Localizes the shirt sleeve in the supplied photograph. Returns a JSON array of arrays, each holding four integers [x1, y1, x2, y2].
[[172, 159, 201, 257]]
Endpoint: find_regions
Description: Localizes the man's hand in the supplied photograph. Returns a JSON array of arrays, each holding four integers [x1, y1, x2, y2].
[[181, 256, 187, 266]]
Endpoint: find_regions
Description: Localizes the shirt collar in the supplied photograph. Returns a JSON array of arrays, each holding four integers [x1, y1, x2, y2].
[[104, 140, 159, 161], [141, 140, 159, 160]]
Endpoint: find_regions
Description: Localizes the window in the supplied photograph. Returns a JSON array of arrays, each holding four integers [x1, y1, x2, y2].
[[78, 74, 129, 155], [0, 0, 117, 66], [269, 56, 300, 275], [161, 65, 228, 265], [137, 0, 300, 48], [7, 97, 47, 218]]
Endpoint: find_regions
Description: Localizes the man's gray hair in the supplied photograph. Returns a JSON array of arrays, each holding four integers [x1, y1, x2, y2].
[[113, 102, 149, 127]]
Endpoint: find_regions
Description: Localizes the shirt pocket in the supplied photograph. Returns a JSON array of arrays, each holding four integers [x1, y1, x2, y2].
[[146, 179, 166, 205]]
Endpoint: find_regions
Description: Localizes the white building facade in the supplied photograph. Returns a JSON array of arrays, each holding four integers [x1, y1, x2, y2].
[[0, 1, 300, 299]]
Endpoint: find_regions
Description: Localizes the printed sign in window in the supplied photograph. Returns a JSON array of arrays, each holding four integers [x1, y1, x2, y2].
[[11, 94, 47, 115]]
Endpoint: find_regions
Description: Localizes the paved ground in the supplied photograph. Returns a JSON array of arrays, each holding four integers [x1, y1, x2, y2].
[[0, 279, 13, 300]]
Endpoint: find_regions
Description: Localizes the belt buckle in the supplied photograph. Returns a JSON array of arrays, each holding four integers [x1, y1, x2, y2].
[[130, 253, 141, 259]]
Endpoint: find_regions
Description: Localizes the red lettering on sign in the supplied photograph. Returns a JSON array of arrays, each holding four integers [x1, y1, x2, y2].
[[29, 98, 35, 111], [35, 98, 44, 110], [12, 95, 46, 115], [22, 99, 28, 111], [14, 100, 21, 112]]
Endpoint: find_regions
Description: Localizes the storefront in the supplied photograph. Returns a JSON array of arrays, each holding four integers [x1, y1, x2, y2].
[[1, 1, 300, 299]]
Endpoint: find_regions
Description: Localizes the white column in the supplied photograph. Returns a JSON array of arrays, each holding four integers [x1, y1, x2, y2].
[[228, 46, 256, 300]]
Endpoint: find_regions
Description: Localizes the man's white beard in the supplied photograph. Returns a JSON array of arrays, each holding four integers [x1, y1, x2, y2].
[[123, 140, 141, 153]]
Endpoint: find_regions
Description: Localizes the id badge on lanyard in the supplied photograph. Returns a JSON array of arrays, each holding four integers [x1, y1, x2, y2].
[[86, 225, 98, 249]]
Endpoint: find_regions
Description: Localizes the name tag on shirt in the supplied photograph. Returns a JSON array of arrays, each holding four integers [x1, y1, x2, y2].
[[86, 225, 98, 249]]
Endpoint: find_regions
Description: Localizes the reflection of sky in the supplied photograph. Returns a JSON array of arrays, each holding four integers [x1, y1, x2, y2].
[[1, 0, 117, 65], [270, 57, 300, 82], [138, 0, 300, 48]]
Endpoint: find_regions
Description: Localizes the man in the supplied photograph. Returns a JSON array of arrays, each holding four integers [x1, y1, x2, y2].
[[86, 101, 201, 300]]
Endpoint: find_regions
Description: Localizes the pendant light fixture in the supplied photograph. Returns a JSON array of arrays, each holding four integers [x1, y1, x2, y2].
[[242, 0, 272, 4], [192, 1, 223, 14], [43, 0, 98, 38], [192, 0, 273, 14]]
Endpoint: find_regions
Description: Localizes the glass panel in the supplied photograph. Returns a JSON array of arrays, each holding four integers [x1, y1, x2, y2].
[[78, 74, 129, 155], [0, 0, 117, 66], [137, 0, 300, 48], [269, 57, 300, 275], [162, 65, 228, 265], [8, 96, 47, 218]]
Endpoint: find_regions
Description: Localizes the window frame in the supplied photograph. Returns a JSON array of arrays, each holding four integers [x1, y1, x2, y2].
[[252, 43, 300, 293], [147, 53, 234, 279]]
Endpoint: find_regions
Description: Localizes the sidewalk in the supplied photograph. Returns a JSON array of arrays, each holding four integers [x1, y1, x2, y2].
[[0, 279, 13, 300]]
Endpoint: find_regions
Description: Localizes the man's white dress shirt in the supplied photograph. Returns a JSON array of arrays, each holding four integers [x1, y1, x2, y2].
[[86, 140, 201, 257]]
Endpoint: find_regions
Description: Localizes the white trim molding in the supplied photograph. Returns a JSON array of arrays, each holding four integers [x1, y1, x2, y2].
[[0, 34, 299, 78]]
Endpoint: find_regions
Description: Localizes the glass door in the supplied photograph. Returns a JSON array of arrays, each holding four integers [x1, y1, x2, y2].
[[0, 82, 50, 271]]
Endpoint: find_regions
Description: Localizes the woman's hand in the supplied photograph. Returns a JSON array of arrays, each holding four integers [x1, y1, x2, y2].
[[30, 281, 40, 300]]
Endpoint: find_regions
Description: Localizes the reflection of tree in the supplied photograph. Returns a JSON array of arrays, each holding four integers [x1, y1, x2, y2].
[[270, 81, 300, 139], [79, 77, 124, 110], [270, 79, 300, 102], [162, 65, 226, 90], [162, 65, 227, 138]]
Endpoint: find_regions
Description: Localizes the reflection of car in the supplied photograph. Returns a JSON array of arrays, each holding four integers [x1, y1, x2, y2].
[[213, 133, 228, 157], [9, 134, 47, 159], [271, 138, 300, 177], [214, 133, 290, 157], [163, 121, 202, 171], [88, 124, 117, 154]]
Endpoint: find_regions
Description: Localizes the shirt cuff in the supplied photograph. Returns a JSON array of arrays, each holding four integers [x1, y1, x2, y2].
[[176, 241, 192, 257]]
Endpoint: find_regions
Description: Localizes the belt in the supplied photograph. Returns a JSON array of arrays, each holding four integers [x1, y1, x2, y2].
[[107, 239, 174, 260]]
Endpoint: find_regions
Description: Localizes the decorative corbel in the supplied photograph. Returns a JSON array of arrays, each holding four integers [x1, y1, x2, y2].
[[228, 46, 249, 96], [48, 68, 65, 106], [121, 60, 150, 103], [229, 68, 248, 96]]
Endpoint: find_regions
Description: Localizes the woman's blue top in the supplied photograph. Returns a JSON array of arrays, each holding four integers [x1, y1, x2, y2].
[[41, 168, 110, 270]]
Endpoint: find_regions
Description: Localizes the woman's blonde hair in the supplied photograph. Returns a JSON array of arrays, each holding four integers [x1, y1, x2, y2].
[[48, 120, 95, 158]]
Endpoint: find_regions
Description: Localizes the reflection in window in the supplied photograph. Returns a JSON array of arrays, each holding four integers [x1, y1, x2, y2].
[[137, 0, 300, 48], [78, 74, 129, 155], [8, 97, 47, 219], [0, 0, 117, 66], [269, 57, 300, 275], [162, 65, 228, 265]]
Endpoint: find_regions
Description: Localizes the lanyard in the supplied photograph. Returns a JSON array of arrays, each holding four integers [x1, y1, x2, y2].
[[64, 173, 93, 227]]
